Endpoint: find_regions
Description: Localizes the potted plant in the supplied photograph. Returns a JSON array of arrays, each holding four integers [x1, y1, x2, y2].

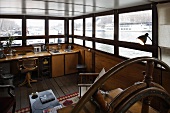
[[5, 34, 16, 55]]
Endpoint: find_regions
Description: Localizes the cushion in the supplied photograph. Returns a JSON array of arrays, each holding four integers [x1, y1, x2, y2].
[[94, 68, 105, 83]]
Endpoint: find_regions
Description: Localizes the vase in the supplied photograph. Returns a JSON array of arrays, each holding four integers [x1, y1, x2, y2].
[[7, 48, 13, 56]]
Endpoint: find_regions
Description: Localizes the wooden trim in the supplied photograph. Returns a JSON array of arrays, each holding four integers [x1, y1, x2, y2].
[[118, 4, 152, 14], [152, 3, 158, 58], [114, 10, 119, 56]]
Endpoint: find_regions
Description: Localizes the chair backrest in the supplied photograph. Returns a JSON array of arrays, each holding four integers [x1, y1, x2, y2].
[[22, 58, 38, 69], [18, 58, 38, 70]]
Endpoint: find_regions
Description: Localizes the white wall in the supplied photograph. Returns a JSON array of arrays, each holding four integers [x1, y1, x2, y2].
[[157, 3, 170, 66]]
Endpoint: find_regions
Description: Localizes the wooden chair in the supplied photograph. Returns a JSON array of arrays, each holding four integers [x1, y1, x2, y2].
[[78, 73, 99, 97], [78, 68, 105, 97], [57, 57, 170, 113], [18, 58, 38, 87], [0, 85, 16, 113]]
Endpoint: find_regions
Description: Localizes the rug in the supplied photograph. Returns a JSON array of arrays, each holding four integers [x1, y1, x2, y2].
[[57, 92, 79, 107], [9, 107, 30, 113], [8, 92, 79, 113]]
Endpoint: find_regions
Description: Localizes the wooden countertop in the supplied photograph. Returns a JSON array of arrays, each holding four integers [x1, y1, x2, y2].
[[49, 49, 80, 56], [0, 50, 80, 62]]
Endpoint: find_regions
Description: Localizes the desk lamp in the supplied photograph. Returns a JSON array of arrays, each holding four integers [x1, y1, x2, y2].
[[136, 33, 152, 45]]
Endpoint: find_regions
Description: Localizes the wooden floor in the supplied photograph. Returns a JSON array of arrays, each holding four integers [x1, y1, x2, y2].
[[14, 74, 78, 110]]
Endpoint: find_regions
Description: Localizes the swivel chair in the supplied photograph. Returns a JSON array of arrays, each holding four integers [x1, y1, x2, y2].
[[18, 58, 38, 87]]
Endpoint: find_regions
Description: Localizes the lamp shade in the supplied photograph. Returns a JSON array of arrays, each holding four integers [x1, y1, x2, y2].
[[137, 33, 149, 45]]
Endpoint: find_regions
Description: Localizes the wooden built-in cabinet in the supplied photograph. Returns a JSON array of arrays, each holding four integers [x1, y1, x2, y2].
[[65, 53, 78, 75], [52, 55, 64, 77], [51, 52, 78, 77]]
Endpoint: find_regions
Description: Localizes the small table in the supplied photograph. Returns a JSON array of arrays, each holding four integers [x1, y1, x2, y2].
[[29, 89, 61, 113]]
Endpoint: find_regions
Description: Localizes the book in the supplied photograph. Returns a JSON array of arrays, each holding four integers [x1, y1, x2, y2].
[[43, 105, 63, 113], [39, 93, 55, 104]]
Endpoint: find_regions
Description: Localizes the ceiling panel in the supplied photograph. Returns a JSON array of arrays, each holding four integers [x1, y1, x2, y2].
[[26, 9, 45, 15], [0, 0, 22, 8], [0, 8, 22, 15], [0, 0, 169, 17], [26, 0, 45, 9], [49, 2, 67, 11]]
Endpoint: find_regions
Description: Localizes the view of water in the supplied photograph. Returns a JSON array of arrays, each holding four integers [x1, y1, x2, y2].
[[75, 30, 152, 58]]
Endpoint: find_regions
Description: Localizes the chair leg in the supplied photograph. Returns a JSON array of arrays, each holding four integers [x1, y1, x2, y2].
[[18, 77, 27, 87], [19, 72, 37, 87], [12, 101, 16, 113]]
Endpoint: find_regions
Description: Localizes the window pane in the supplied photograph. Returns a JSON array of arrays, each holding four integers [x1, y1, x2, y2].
[[85, 40, 92, 48], [119, 47, 152, 58], [1, 40, 22, 47], [74, 38, 83, 45], [85, 17, 92, 37], [69, 20, 72, 35], [26, 39, 45, 45], [49, 38, 65, 44], [96, 15, 114, 40], [96, 42, 114, 54], [49, 20, 64, 35], [119, 10, 152, 44], [27, 19, 45, 36], [74, 19, 83, 36], [0, 19, 22, 37]]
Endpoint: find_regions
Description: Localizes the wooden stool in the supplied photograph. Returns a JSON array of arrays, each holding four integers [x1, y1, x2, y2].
[[76, 64, 86, 83], [76, 64, 86, 73]]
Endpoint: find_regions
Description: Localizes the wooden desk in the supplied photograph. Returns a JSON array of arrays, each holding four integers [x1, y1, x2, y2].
[[0, 51, 51, 62], [0, 52, 51, 77], [0, 50, 80, 77]]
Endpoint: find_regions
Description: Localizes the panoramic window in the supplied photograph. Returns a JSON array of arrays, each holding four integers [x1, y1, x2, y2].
[[74, 19, 83, 36], [49, 38, 65, 44], [74, 38, 83, 45], [49, 20, 64, 35], [26, 19, 45, 36], [69, 20, 72, 35], [119, 47, 152, 58], [85, 40, 92, 48], [26, 39, 45, 45], [0, 19, 22, 37], [119, 10, 152, 44], [95, 15, 114, 40], [96, 42, 114, 54], [85, 17, 92, 37]]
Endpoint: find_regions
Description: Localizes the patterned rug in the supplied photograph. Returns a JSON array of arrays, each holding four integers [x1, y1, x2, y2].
[[9, 107, 30, 113], [9, 92, 79, 113], [57, 92, 79, 107]]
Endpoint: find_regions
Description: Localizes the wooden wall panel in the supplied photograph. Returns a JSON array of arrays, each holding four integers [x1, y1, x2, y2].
[[73, 45, 170, 94], [65, 53, 78, 74], [85, 50, 92, 72], [95, 51, 145, 90]]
